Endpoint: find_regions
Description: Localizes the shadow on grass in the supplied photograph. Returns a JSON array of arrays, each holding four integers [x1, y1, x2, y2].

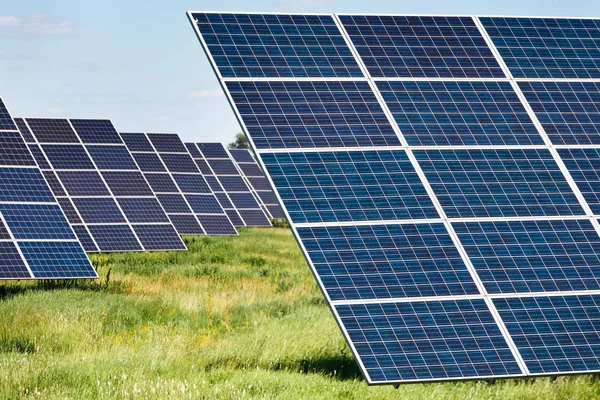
[[273, 353, 364, 381]]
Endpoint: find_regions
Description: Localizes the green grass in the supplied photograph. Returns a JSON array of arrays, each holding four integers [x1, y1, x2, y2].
[[0, 228, 599, 399]]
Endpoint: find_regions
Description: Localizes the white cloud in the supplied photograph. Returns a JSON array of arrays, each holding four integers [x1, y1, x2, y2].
[[188, 89, 224, 99], [0, 14, 74, 38]]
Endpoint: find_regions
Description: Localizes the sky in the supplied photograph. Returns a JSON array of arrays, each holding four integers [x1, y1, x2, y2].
[[0, 0, 599, 144]]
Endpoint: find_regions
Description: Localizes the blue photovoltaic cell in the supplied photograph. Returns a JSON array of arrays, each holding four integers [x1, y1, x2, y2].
[[519, 81, 600, 145], [57, 198, 82, 224], [192, 13, 363, 78], [193, 158, 214, 175], [14, 118, 35, 143], [0, 99, 17, 130], [262, 150, 439, 223], [28, 144, 50, 169], [117, 198, 170, 223], [101, 172, 153, 196], [257, 190, 278, 205], [267, 204, 286, 219], [228, 192, 260, 209], [120, 132, 154, 152], [186, 194, 224, 214], [41, 145, 95, 169], [0, 204, 75, 240], [197, 143, 230, 159], [156, 194, 193, 214], [172, 174, 211, 194], [335, 299, 521, 383], [225, 80, 401, 150], [26, 119, 79, 143], [70, 119, 122, 144], [160, 153, 200, 173], [215, 192, 234, 209], [248, 177, 273, 191], [132, 224, 186, 250], [185, 142, 203, 158], [147, 133, 188, 153], [414, 148, 584, 218], [71, 225, 98, 252], [42, 171, 66, 196], [19, 241, 96, 278], [0, 220, 11, 239], [86, 145, 138, 170], [144, 173, 179, 192], [132, 153, 166, 172], [87, 225, 142, 252], [229, 148, 255, 163], [225, 209, 244, 226], [0, 168, 55, 203], [377, 81, 543, 146], [454, 219, 600, 294], [298, 223, 478, 301], [71, 198, 127, 224], [170, 214, 205, 235], [0, 132, 37, 166], [207, 159, 239, 175], [480, 17, 600, 79], [238, 163, 263, 177], [217, 176, 252, 192], [205, 175, 223, 192], [56, 171, 111, 196], [339, 15, 505, 78], [0, 242, 30, 279], [494, 295, 600, 374], [197, 214, 238, 235], [559, 148, 600, 214], [237, 209, 271, 226]]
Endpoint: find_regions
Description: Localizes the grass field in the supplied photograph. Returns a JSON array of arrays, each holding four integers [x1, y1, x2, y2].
[[0, 228, 599, 399]]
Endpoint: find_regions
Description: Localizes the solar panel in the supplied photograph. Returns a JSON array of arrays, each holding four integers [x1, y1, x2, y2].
[[229, 148, 285, 219], [188, 142, 271, 227], [122, 132, 237, 236], [0, 98, 96, 279], [23, 120, 185, 252], [191, 11, 600, 384]]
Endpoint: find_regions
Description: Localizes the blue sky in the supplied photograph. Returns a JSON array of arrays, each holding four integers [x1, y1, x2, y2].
[[1, 0, 599, 144]]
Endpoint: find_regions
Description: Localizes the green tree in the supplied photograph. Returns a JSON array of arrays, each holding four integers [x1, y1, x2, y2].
[[228, 133, 249, 149]]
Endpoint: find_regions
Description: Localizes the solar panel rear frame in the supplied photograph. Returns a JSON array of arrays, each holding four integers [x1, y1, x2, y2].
[[190, 11, 600, 384]]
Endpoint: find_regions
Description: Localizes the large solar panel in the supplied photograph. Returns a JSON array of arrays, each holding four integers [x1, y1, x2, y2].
[[122, 133, 237, 236], [188, 142, 271, 227], [0, 99, 96, 279], [23, 119, 186, 252], [190, 11, 600, 384], [229, 148, 285, 219]]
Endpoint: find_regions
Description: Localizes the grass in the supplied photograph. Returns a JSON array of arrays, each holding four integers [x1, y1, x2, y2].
[[0, 227, 599, 399]]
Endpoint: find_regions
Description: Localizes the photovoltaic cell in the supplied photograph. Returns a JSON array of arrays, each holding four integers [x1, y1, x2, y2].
[[133, 224, 183, 250], [191, 13, 363, 78], [0, 132, 37, 166], [377, 81, 543, 146], [339, 15, 505, 78], [147, 133, 188, 153], [335, 299, 522, 383], [197, 214, 238, 235], [0, 204, 76, 240], [226, 80, 401, 150], [14, 118, 35, 142], [132, 153, 166, 172], [415, 149, 584, 218], [0, 99, 17, 130], [494, 295, 600, 374], [519, 81, 600, 145], [0, 242, 30, 279], [120, 132, 154, 152], [191, 11, 600, 384], [298, 223, 477, 301], [454, 219, 600, 294], [19, 241, 97, 278], [70, 119, 123, 144], [26, 118, 185, 252], [0, 168, 55, 203], [480, 17, 600, 79], [559, 148, 600, 214], [71, 225, 98, 252], [262, 150, 439, 223]]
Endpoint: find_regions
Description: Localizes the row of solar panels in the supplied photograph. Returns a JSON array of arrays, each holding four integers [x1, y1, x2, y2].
[[0, 98, 284, 279], [189, 12, 600, 384]]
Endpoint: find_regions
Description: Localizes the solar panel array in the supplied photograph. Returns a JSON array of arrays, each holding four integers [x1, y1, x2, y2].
[[190, 12, 600, 384], [22, 119, 186, 252], [122, 133, 237, 235], [229, 148, 285, 219], [0, 101, 96, 279], [187, 142, 271, 227]]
